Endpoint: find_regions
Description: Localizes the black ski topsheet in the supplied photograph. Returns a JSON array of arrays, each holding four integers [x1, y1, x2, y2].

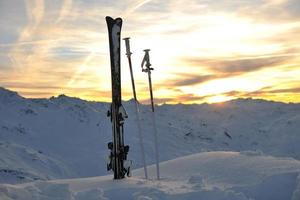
[[106, 16, 122, 105], [106, 16, 127, 179]]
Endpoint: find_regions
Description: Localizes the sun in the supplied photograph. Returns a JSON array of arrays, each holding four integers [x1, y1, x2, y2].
[[206, 95, 235, 103]]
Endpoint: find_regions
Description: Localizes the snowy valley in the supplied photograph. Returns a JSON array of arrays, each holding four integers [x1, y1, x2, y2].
[[0, 87, 300, 200]]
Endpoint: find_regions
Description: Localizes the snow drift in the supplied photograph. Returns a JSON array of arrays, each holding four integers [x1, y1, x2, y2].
[[1, 152, 300, 200]]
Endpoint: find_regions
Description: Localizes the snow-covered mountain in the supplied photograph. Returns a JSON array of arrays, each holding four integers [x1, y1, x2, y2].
[[0, 87, 300, 184]]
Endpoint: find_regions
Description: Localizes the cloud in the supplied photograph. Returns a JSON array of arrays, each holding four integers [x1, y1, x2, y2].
[[140, 93, 215, 104], [124, 0, 153, 15], [266, 87, 300, 94], [265, 27, 300, 52], [163, 74, 217, 87], [161, 54, 293, 88], [284, 0, 300, 19], [175, 93, 213, 103], [234, 0, 300, 22], [211, 57, 289, 73], [139, 97, 173, 104], [247, 87, 300, 96], [183, 55, 292, 73], [0, 80, 114, 100], [220, 86, 300, 99], [23, 0, 45, 36], [66, 52, 96, 87], [143, 85, 300, 104], [56, 0, 73, 23]]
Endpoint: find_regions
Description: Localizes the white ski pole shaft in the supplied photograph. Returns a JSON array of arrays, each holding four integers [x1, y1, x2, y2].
[[123, 37, 148, 179], [141, 49, 160, 180], [148, 71, 160, 180], [134, 102, 148, 179], [151, 109, 160, 180]]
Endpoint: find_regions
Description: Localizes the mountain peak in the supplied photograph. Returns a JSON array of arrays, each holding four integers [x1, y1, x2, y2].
[[0, 87, 23, 103], [0, 87, 18, 95], [50, 94, 87, 105]]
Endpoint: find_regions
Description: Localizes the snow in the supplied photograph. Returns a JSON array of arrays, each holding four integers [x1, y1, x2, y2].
[[0, 87, 300, 199], [1, 152, 300, 200], [0, 142, 72, 184]]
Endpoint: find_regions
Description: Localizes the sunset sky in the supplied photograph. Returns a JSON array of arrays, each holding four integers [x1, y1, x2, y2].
[[0, 0, 299, 104]]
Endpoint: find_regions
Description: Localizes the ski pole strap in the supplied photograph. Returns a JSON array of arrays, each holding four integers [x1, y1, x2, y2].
[[141, 49, 153, 72], [123, 37, 132, 56]]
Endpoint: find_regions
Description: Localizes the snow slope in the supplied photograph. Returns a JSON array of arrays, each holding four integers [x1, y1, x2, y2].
[[0, 87, 300, 184], [1, 152, 300, 200]]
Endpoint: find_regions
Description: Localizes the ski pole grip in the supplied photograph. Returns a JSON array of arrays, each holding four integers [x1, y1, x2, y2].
[[123, 37, 132, 56], [143, 49, 152, 69]]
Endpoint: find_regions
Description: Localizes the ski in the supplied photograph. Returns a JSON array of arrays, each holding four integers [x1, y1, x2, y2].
[[123, 37, 148, 179], [106, 16, 130, 179]]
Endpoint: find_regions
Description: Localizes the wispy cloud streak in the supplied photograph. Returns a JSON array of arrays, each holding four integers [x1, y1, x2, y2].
[[56, 0, 73, 23]]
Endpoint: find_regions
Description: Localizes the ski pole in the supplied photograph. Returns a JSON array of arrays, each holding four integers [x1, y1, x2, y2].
[[123, 37, 148, 179], [141, 49, 160, 180]]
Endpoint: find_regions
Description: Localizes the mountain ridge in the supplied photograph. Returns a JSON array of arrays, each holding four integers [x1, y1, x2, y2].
[[1, 86, 298, 106], [0, 86, 299, 184]]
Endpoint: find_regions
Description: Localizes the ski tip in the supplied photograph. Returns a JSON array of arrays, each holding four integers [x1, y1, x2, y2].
[[105, 16, 123, 24], [116, 17, 123, 26], [105, 16, 113, 21]]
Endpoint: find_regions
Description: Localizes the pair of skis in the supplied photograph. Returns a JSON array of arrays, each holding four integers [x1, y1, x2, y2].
[[105, 17, 130, 179], [106, 16, 160, 180]]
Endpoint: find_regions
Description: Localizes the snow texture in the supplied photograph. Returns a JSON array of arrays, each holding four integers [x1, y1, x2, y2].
[[1, 152, 300, 200]]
